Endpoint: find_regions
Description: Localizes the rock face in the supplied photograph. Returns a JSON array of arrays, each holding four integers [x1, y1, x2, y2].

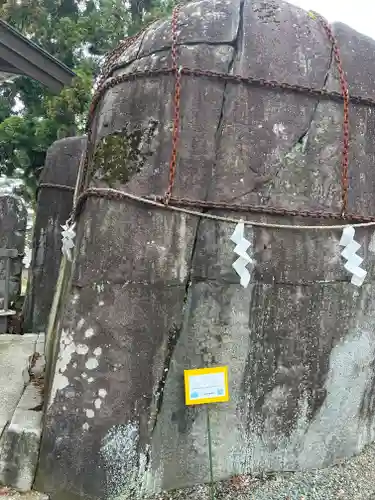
[[36, 1, 375, 499], [0, 195, 27, 305], [24, 136, 86, 333]]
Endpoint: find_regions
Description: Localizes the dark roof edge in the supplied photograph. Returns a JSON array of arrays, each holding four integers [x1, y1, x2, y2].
[[0, 18, 76, 78]]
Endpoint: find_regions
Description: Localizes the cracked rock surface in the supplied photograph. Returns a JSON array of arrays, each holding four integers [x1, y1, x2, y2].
[[36, 1, 375, 499]]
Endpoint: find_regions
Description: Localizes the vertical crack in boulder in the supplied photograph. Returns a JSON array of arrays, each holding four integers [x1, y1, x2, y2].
[[149, 0, 245, 437]]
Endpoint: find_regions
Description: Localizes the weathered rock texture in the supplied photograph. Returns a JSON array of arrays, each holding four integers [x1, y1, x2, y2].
[[36, 1, 375, 499], [0, 195, 27, 305], [24, 136, 86, 333]]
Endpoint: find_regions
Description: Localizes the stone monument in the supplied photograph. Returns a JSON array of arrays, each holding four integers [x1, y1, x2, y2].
[[36, 1, 375, 498], [24, 136, 86, 333]]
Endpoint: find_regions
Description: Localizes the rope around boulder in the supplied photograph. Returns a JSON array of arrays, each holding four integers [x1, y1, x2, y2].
[[73, 187, 375, 231], [72, 6, 372, 232]]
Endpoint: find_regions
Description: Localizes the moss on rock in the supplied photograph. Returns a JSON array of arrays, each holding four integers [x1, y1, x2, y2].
[[91, 121, 157, 186]]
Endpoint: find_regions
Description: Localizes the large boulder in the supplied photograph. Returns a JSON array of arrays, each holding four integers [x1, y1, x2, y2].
[[36, 1, 375, 499], [24, 136, 86, 333]]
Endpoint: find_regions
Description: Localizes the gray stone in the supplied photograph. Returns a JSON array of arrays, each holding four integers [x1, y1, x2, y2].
[[0, 335, 40, 436], [36, 1, 375, 499], [24, 136, 86, 333], [0, 196, 27, 308], [138, 0, 242, 58], [0, 385, 44, 492], [0, 334, 45, 492]]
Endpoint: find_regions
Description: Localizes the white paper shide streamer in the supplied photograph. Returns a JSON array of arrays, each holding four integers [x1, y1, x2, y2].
[[61, 221, 76, 262], [339, 225, 367, 287], [230, 221, 254, 288]]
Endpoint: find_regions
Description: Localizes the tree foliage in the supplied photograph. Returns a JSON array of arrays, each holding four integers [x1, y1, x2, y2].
[[0, 0, 175, 200]]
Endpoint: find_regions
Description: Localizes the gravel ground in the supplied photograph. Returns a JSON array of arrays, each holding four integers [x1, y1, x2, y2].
[[154, 442, 375, 500], [3, 443, 375, 500], [0, 488, 48, 499]]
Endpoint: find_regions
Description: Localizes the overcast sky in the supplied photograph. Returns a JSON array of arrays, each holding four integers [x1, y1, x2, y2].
[[290, 0, 375, 40]]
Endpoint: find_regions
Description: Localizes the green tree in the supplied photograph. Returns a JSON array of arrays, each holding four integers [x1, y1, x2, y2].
[[0, 0, 174, 201]]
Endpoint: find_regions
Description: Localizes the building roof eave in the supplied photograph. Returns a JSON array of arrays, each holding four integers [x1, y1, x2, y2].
[[0, 19, 76, 93]]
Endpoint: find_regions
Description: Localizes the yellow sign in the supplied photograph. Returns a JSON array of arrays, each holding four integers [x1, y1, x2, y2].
[[184, 366, 229, 405]]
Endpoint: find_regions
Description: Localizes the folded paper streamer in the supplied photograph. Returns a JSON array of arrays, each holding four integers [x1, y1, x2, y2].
[[339, 225, 367, 287], [61, 221, 76, 262], [230, 221, 254, 288]]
